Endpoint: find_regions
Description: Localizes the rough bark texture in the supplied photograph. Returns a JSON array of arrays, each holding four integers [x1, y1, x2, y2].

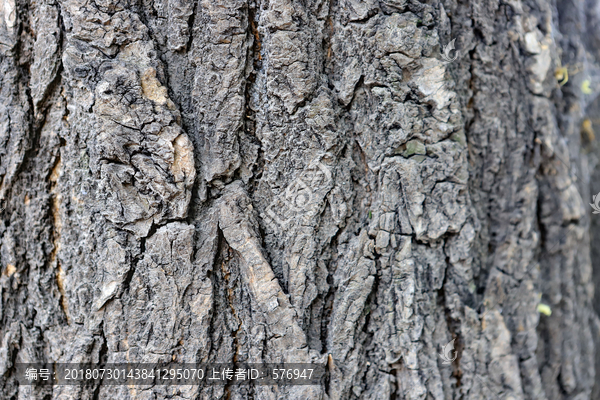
[[1, 0, 600, 399]]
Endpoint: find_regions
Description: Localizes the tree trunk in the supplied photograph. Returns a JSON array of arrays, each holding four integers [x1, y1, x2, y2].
[[1, 0, 600, 398]]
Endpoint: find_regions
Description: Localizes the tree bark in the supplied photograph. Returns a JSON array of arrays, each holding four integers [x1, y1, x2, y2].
[[1, 0, 600, 399]]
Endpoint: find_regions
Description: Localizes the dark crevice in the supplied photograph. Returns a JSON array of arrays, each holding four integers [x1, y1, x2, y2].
[[201, 226, 226, 364], [356, 255, 380, 393], [222, 247, 242, 399], [120, 224, 158, 298], [185, 0, 198, 53], [5, 6, 36, 201], [242, 1, 265, 220], [342, 75, 364, 111], [317, 203, 348, 354], [437, 258, 463, 389], [91, 325, 109, 400]]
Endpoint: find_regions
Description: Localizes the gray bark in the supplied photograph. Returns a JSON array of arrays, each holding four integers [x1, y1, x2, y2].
[[1, 0, 600, 399]]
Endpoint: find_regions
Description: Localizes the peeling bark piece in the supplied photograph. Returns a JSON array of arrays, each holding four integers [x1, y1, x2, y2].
[[92, 59, 194, 236]]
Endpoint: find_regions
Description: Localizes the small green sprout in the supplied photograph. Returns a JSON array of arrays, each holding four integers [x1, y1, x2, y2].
[[582, 79, 593, 94], [537, 303, 552, 316], [555, 66, 568, 86]]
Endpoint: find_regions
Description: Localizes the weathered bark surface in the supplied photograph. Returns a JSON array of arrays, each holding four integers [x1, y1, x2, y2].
[[1, 0, 600, 398]]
